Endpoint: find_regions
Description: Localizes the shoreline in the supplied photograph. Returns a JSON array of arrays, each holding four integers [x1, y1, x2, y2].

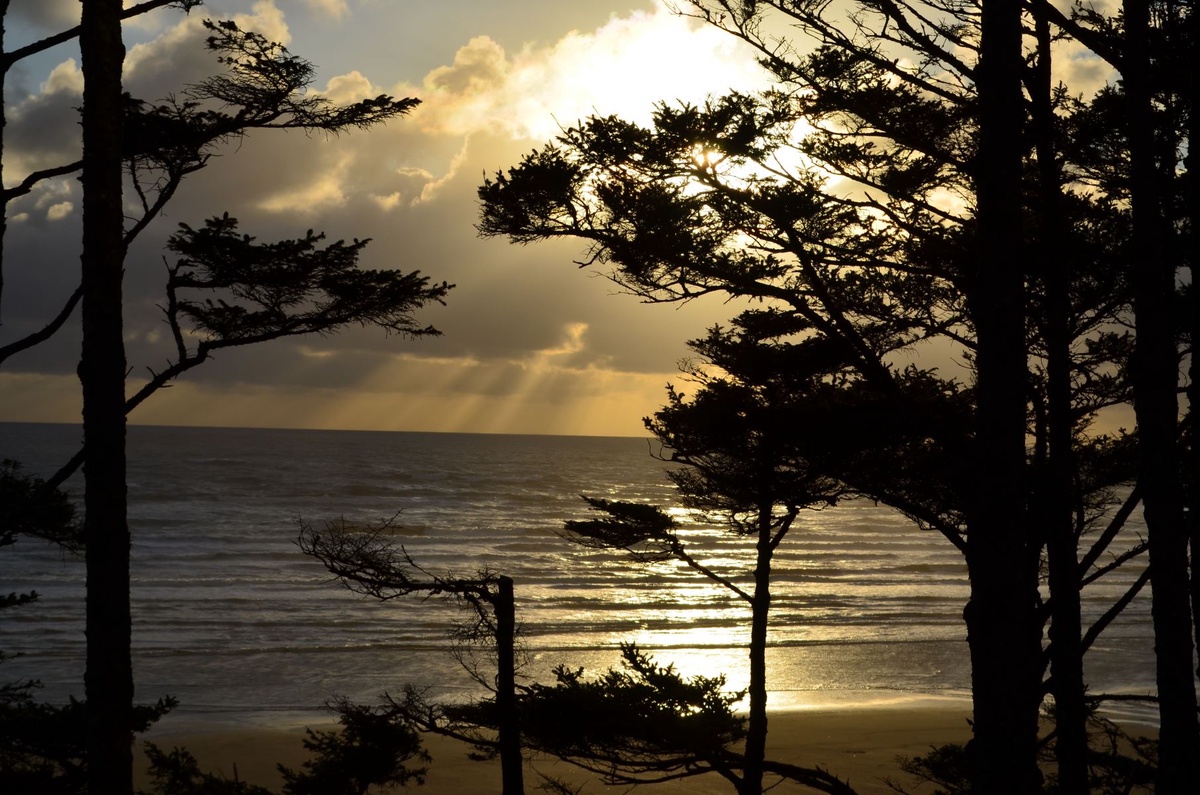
[[142, 688, 977, 735], [138, 692, 1160, 794], [140, 703, 977, 794]]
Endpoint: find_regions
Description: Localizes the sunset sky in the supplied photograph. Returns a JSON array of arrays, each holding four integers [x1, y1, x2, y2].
[[0, 0, 771, 437], [0, 1, 1119, 437]]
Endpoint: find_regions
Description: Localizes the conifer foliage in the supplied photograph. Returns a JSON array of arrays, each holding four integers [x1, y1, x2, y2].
[[0, 4, 449, 792], [480, 0, 1193, 791]]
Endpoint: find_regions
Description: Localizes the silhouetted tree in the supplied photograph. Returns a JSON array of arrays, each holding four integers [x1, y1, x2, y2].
[[1, 7, 449, 792], [136, 698, 426, 795], [275, 700, 428, 795], [139, 744, 271, 795], [970, 0, 1044, 787], [78, 2, 134, 790], [509, 644, 750, 789], [511, 643, 857, 795], [0, 462, 93, 793], [1123, 0, 1200, 790], [0, 1, 204, 334], [298, 520, 523, 795], [1187, 0, 1200, 708], [301, 515, 863, 795], [0, 693, 174, 795], [560, 316, 850, 795], [1028, 12, 1085, 788], [477, 2, 1162, 788]]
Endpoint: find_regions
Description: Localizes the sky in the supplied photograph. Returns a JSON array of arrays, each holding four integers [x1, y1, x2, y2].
[[0, 0, 775, 437], [0, 1, 1119, 438]]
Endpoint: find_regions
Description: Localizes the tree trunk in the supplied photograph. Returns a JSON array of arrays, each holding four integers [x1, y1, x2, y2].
[[968, 0, 1042, 791], [495, 576, 524, 795], [78, 2, 131, 793], [1125, 0, 1200, 791], [1187, 0, 1200, 686], [741, 505, 773, 795], [1, 0, 11, 315], [1031, 14, 1087, 793]]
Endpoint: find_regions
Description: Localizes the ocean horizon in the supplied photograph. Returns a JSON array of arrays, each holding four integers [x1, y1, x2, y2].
[[0, 422, 1157, 729]]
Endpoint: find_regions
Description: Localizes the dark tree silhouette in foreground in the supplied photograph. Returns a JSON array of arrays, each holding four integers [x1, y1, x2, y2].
[[970, 0, 1043, 788], [78, 3, 135, 790], [275, 700, 428, 795], [513, 644, 855, 795], [136, 699, 426, 795], [561, 316, 851, 794], [2, 8, 450, 792], [477, 0, 1173, 786], [298, 521, 524, 795], [302, 512, 863, 795], [1123, 0, 1199, 790]]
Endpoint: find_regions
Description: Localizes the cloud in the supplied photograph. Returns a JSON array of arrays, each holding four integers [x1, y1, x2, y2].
[[1055, 42, 1117, 97], [403, 6, 769, 141], [256, 151, 352, 213], [8, 0, 79, 32], [0, 2, 760, 435], [46, 202, 74, 221], [320, 70, 380, 104], [41, 59, 83, 94], [302, 0, 351, 20], [123, 0, 292, 100]]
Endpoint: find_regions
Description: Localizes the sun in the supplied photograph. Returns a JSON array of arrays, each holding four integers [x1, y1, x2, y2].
[[493, 7, 769, 141]]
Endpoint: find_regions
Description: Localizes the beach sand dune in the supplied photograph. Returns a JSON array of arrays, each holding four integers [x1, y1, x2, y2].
[[139, 706, 976, 794]]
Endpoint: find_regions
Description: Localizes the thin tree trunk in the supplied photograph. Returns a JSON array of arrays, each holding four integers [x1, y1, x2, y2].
[[1031, 14, 1087, 793], [968, 0, 1041, 791], [79, 1, 131, 793], [741, 504, 772, 795], [1187, 0, 1200, 686], [1125, 0, 1200, 790], [495, 576, 524, 795], [0, 0, 11, 316]]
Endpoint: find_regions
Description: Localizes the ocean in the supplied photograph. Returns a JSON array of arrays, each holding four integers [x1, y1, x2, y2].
[[0, 422, 1157, 729]]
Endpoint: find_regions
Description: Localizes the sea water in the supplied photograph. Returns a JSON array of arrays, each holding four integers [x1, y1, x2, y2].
[[0, 423, 1157, 728]]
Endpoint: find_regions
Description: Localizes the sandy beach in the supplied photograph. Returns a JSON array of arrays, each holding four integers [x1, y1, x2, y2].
[[138, 704, 982, 794]]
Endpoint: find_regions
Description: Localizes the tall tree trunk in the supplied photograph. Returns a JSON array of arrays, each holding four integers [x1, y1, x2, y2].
[[0, 0, 11, 316], [78, 2, 131, 793], [1186, 0, 1200, 686], [1031, 14, 1088, 793], [741, 503, 773, 795], [495, 576, 524, 795], [1125, 0, 1200, 791], [968, 0, 1041, 792]]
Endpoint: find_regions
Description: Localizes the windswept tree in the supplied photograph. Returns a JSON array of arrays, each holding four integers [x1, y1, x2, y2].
[[2, 6, 450, 792], [300, 514, 861, 795], [299, 521, 524, 795], [562, 314, 851, 795], [513, 644, 858, 795], [476, 0, 1171, 788]]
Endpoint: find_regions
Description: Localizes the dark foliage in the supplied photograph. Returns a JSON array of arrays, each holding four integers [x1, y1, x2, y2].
[[0, 459, 80, 552], [513, 644, 746, 778], [884, 708, 1158, 795], [139, 745, 272, 795], [168, 213, 448, 341], [0, 693, 175, 795], [276, 700, 428, 795], [136, 700, 427, 795], [0, 7, 450, 793]]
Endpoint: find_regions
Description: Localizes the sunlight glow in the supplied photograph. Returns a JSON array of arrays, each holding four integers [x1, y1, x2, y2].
[[403, 5, 768, 143]]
